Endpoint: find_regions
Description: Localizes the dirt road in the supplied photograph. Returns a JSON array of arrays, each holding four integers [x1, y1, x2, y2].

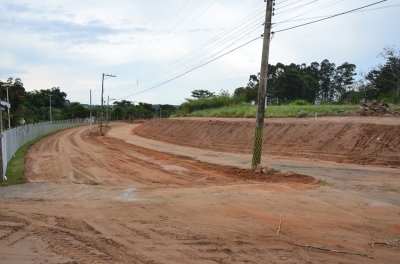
[[0, 120, 399, 263]]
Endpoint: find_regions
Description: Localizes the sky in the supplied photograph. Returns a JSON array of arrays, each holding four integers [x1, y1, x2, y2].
[[0, 0, 399, 105]]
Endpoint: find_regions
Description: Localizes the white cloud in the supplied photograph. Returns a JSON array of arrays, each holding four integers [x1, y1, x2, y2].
[[0, 0, 398, 104]]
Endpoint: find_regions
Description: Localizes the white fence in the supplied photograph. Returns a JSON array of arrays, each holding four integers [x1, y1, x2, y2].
[[1, 119, 88, 180]]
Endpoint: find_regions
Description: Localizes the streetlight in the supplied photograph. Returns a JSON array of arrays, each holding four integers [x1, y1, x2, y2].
[[100, 73, 116, 133], [1, 83, 12, 129]]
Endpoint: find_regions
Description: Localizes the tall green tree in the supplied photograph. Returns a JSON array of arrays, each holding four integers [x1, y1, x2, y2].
[[368, 46, 400, 103], [319, 59, 336, 102], [334, 62, 357, 98], [62, 102, 88, 119]]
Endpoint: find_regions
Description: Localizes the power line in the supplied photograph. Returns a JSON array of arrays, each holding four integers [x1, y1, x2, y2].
[[275, 0, 318, 15], [275, 0, 346, 24], [273, 0, 387, 33], [134, 0, 219, 70], [114, 36, 261, 100], [116, 6, 266, 90], [112, 0, 192, 74], [275, 0, 305, 10], [274, 4, 400, 25], [135, 18, 264, 86], [115, 0, 208, 75]]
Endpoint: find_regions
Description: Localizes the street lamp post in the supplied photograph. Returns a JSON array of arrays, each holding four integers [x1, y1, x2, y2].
[[100, 73, 116, 133], [1, 83, 12, 129]]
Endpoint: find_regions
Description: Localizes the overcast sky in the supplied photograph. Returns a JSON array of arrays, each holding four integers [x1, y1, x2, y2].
[[0, 0, 399, 105]]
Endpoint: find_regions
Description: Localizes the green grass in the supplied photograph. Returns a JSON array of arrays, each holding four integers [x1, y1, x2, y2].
[[182, 103, 360, 118], [0, 132, 56, 187]]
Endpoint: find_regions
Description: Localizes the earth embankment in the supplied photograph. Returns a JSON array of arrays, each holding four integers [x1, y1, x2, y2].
[[133, 117, 400, 166]]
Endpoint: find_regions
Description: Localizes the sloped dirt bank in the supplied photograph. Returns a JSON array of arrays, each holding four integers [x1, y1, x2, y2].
[[133, 117, 400, 166]]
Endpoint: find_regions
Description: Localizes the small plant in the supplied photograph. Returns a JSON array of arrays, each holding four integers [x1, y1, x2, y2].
[[318, 179, 328, 185], [268, 168, 281, 173], [386, 237, 400, 246], [297, 110, 308, 117]]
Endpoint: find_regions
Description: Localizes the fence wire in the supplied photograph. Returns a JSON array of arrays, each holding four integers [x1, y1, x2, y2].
[[1, 119, 89, 180]]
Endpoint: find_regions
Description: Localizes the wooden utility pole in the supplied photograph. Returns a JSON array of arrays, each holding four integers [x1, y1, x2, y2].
[[100, 73, 115, 133], [251, 0, 273, 170]]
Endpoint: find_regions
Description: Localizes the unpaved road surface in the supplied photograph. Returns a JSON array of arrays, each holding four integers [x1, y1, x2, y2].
[[0, 118, 399, 263]]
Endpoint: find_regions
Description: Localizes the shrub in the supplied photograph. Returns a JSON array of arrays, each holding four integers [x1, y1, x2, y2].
[[180, 94, 246, 114], [297, 110, 308, 117]]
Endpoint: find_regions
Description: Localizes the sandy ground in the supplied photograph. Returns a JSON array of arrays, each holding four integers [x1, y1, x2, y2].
[[0, 118, 399, 263]]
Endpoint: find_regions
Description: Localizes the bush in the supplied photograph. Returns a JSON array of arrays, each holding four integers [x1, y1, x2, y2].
[[297, 110, 308, 117], [180, 94, 246, 115]]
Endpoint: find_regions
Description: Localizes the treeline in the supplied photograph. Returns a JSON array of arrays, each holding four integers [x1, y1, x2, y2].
[[0, 79, 176, 128], [234, 46, 400, 105]]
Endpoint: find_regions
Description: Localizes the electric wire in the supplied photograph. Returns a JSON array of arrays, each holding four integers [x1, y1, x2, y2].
[[135, 25, 263, 88], [275, 0, 346, 24], [115, 6, 267, 89], [112, 0, 192, 74], [273, 0, 387, 33], [115, 0, 206, 75], [113, 0, 391, 101], [134, 0, 219, 71], [134, 6, 265, 79], [135, 17, 265, 86], [114, 36, 261, 100], [275, 0, 305, 10], [274, 4, 400, 24], [275, 0, 318, 15]]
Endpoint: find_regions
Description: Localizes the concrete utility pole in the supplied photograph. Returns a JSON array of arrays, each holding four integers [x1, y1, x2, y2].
[[49, 94, 52, 123], [90, 90, 92, 133], [6, 85, 10, 129], [0, 99, 10, 183], [106, 95, 109, 126], [100, 73, 116, 133], [251, 0, 273, 170], [0, 83, 12, 130]]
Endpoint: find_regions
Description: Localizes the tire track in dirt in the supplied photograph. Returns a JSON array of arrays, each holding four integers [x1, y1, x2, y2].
[[1, 211, 160, 264], [5, 121, 397, 263]]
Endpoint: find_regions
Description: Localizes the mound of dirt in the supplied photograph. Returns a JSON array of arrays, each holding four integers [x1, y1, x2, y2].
[[133, 118, 400, 166]]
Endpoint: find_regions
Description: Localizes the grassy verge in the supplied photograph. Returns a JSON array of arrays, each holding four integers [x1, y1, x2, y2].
[[183, 103, 360, 118], [0, 131, 56, 187]]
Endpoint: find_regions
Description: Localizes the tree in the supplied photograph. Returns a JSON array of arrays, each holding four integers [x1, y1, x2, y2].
[[319, 59, 336, 102], [234, 74, 261, 103], [302, 75, 320, 103], [62, 102, 87, 119], [0, 78, 27, 127], [234, 87, 257, 103], [374, 46, 400, 103], [334, 62, 357, 98], [25, 87, 67, 110], [191, 90, 214, 98]]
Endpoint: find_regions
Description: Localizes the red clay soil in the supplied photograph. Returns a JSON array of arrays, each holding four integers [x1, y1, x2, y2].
[[133, 117, 400, 166], [0, 120, 399, 263]]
